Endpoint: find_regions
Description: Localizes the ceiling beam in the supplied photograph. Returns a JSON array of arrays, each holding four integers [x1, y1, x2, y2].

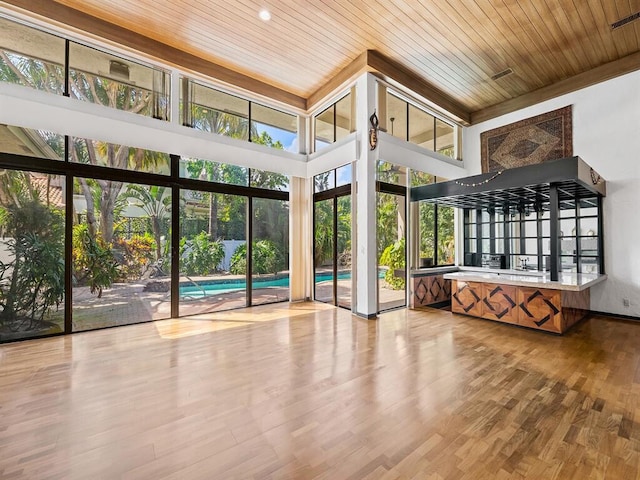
[[471, 51, 640, 124], [365, 51, 471, 126], [306, 52, 368, 111], [306, 50, 472, 125], [1, 0, 307, 110]]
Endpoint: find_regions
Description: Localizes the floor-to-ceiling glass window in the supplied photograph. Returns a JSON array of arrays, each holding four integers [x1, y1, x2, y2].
[[251, 197, 290, 306], [336, 194, 352, 308], [179, 190, 247, 315], [313, 165, 352, 308], [72, 178, 172, 331], [0, 169, 66, 342], [0, 16, 297, 342], [377, 162, 407, 311], [314, 197, 335, 304]]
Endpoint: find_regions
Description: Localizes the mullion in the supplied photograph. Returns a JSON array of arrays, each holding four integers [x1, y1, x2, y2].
[[333, 196, 338, 305], [536, 211, 543, 271]]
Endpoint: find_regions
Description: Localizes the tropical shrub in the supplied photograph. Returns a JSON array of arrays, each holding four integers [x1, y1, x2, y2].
[[114, 233, 155, 280], [0, 200, 65, 327], [379, 237, 405, 290], [230, 240, 282, 275], [180, 232, 225, 276], [72, 224, 119, 298]]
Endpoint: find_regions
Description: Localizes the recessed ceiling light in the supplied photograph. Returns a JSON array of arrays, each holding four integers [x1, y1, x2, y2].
[[259, 9, 271, 21]]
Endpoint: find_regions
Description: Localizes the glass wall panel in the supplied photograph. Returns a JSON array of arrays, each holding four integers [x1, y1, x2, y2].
[[411, 170, 434, 187], [314, 105, 334, 152], [69, 42, 169, 120], [437, 206, 455, 264], [336, 195, 352, 308], [386, 90, 458, 159], [179, 190, 247, 315], [386, 92, 407, 141], [250, 169, 289, 191], [179, 157, 248, 186], [251, 198, 289, 306], [186, 81, 249, 139], [314, 92, 352, 152], [378, 192, 406, 311], [409, 104, 435, 150], [377, 161, 407, 186], [0, 123, 64, 160], [314, 198, 334, 304], [72, 180, 171, 331], [0, 170, 65, 342], [314, 171, 335, 193], [336, 164, 352, 187], [435, 118, 455, 157], [250, 103, 297, 152], [419, 202, 435, 261], [0, 17, 65, 94], [70, 138, 170, 175], [335, 93, 352, 141]]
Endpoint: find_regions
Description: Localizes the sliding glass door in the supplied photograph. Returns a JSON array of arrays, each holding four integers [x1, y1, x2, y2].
[[179, 190, 247, 316], [313, 175, 352, 308]]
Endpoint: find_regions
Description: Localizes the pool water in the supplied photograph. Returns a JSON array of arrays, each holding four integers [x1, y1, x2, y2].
[[179, 271, 353, 299]]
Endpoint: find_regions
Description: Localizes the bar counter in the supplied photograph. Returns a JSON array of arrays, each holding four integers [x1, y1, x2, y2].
[[442, 269, 607, 334]]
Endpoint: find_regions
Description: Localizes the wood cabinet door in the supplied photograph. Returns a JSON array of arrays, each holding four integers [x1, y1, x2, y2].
[[413, 275, 451, 307], [517, 287, 562, 333], [451, 281, 483, 317], [482, 284, 518, 324]]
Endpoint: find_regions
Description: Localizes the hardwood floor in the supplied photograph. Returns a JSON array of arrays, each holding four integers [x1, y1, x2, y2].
[[1, 302, 639, 479]]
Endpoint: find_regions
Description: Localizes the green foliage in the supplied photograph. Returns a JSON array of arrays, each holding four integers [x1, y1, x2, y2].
[[180, 232, 225, 276], [230, 240, 283, 275], [379, 237, 406, 290], [125, 184, 171, 261], [0, 200, 65, 326], [114, 233, 155, 281], [377, 192, 402, 256], [72, 224, 119, 298], [314, 196, 351, 267], [419, 203, 455, 264]]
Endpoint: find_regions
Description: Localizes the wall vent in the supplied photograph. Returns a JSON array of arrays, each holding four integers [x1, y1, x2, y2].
[[490, 68, 513, 81], [611, 11, 640, 29]]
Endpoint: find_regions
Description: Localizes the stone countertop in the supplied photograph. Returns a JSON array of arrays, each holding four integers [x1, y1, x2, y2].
[[443, 271, 607, 291], [410, 266, 459, 276]]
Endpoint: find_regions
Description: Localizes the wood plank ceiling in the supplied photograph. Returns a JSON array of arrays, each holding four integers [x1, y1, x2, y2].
[[2, 0, 640, 122]]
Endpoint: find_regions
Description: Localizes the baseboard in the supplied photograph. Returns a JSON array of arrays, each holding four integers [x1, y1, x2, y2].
[[354, 311, 377, 320], [591, 310, 640, 322], [290, 297, 311, 303]]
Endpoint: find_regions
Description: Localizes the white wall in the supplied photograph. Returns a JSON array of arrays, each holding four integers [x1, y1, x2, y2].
[[463, 70, 640, 316]]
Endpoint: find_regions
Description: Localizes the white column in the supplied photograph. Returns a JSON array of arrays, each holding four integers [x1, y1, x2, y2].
[[353, 73, 379, 318], [289, 175, 311, 302]]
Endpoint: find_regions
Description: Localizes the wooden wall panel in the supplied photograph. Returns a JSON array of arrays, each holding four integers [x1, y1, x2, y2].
[[517, 287, 563, 334], [412, 274, 451, 308], [481, 284, 518, 324], [452, 280, 483, 317]]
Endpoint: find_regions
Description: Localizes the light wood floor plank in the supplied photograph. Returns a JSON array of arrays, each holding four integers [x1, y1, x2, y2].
[[1, 303, 640, 479]]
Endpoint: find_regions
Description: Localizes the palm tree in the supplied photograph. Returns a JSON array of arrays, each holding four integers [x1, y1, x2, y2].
[[1, 49, 162, 244], [125, 184, 171, 261]]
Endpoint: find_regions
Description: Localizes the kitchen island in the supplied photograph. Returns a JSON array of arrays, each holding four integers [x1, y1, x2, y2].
[[444, 270, 606, 334]]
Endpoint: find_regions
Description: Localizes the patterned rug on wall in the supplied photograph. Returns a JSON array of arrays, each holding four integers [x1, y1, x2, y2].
[[481, 105, 573, 173]]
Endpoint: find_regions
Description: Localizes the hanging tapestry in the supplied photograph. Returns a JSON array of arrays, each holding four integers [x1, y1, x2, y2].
[[480, 105, 573, 173]]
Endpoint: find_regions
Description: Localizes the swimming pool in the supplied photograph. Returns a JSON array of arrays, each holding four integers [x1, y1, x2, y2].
[[179, 271, 353, 299]]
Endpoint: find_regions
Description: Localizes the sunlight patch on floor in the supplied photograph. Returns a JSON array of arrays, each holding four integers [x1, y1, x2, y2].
[[154, 302, 337, 339]]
